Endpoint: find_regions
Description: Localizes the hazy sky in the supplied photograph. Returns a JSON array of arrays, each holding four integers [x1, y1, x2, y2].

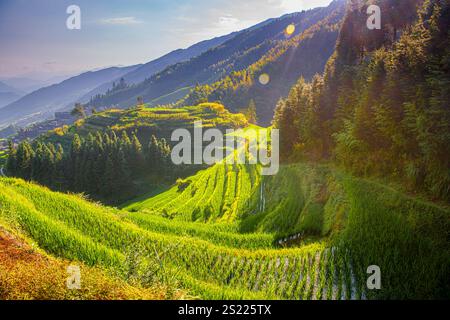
[[0, 0, 333, 79]]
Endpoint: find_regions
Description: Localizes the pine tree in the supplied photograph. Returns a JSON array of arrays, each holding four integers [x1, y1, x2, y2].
[[120, 131, 132, 153], [116, 149, 132, 197], [246, 99, 258, 125], [102, 156, 115, 197], [146, 135, 160, 173], [41, 144, 55, 185], [69, 134, 83, 189], [15, 141, 34, 180], [5, 140, 17, 175], [31, 142, 44, 182], [54, 144, 65, 189], [130, 133, 144, 173]]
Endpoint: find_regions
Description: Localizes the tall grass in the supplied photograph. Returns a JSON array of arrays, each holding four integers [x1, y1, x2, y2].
[[1, 160, 448, 299]]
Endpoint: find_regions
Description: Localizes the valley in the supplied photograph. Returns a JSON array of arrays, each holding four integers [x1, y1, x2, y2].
[[0, 0, 449, 301], [1, 161, 448, 299]]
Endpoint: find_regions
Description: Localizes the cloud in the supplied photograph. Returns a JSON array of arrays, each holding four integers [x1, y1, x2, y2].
[[279, 0, 304, 12], [99, 17, 144, 25], [279, 0, 333, 12], [170, 0, 333, 41]]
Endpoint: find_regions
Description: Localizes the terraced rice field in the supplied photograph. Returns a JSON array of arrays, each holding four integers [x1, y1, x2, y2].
[[1, 162, 448, 299], [124, 163, 261, 223]]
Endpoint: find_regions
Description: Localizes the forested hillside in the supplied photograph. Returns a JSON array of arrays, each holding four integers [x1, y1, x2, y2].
[[1, 0, 449, 301], [273, 0, 450, 202], [181, 1, 345, 125], [5, 103, 247, 203], [89, 0, 346, 121]]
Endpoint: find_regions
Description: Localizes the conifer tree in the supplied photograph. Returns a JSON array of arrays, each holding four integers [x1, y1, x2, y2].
[[246, 99, 258, 125], [130, 133, 144, 173], [5, 140, 17, 175], [15, 141, 34, 180]]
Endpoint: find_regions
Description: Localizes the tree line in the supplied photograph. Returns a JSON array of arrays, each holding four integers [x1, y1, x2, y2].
[[6, 130, 173, 203], [273, 0, 450, 201]]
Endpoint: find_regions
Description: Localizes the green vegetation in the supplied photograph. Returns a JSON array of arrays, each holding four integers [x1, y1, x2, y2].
[[5, 103, 248, 204], [123, 163, 261, 223], [273, 0, 450, 202], [1, 0, 448, 301], [87, 1, 345, 124], [2, 160, 447, 299], [124, 162, 450, 299], [0, 150, 7, 167], [181, 2, 345, 124], [43, 103, 247, 148], [5, 129, 171, 204], [0, 228, 179, 300], [0, 175, 322, 300]]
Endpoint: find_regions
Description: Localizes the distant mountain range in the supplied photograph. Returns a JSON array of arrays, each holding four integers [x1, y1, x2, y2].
[[0, 32, 238, 129], [182, 0, 346, 124], [0, 81, 24, 109], [74, 32, 239, 107], [89, 0, 346, 124], [0, 76, 71, 94], [0, 66, 140, 128], [0, 0, 345, 129]]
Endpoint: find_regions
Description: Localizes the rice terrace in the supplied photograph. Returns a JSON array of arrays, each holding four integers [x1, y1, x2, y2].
[[0, 0, 449, 303]]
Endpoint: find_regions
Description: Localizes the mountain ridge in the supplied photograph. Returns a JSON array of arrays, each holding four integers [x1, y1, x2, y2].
[[0, 65, 141, 129], [88, 1, 346, 116], [74, 32, 240, 107]]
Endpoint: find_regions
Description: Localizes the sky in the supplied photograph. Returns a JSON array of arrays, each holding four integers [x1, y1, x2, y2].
[[0, 0, 333, 80]]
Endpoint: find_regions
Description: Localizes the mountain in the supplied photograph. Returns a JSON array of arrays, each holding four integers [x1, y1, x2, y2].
[[0, 81, 22, 94], [122, 33, 239, 85], [89, 0, 346, 119], [0, 75, 72, 93], [0, 81, 24, 108], [75, 32, 239, 106], [2, 0, 449, 301], [182, 0, 346, 124], [0, 92, 22, 109], [0, 124, 18, 139], [40, 103, 248, 154], [0, 1, 344, 129], [273, 0, 450, 202], [0, 65, 140, 128], [0, 31, 240, 129]]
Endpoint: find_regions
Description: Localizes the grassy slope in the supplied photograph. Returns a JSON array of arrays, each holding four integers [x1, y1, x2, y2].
[[0, 227, 181, 300], [0, 177, 318, 299], [123, 163, 450, 299], [1, 162, 448, 299], [42, 103, 248, 149]]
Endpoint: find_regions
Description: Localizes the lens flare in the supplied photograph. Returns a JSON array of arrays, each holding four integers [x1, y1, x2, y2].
[[285, 24, 295, 36], [259, 73, 270, 85]]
